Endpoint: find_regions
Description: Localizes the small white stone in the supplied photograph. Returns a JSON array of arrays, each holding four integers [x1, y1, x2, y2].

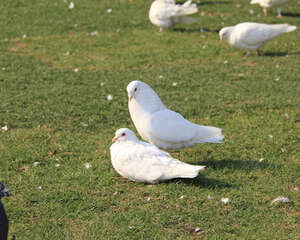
[[194, 228, 202, 233], [268, 134, 273, 139], [80, 122, 88, 127], [1, 125, 8, 131], [64, 51, 70, 55], [276, 64, 280, 68], [259, 158, 264, 162], [202, 45, 207, 49], [55, 163, 60, 167], [159, 75, 164, 79], [22, 34, 27, 39], [236, 4, 241, 8], [69, 2, 74, 9], [33, 162, 40, 167], [271, 196, 290, 204], [37, 186, 42, 190], [2, 68, 5, 70], [107, 94, 113, 101], [100, 82, 104, 86], [172, 82, 177, 86], [107, 8, 112, 13], [207, 195, 213, 200], [85, 163, 92, 169], [284, 113, 289, 118], [74, 68, 79, 72], [224, 60, 228, 64], [179, 195, 185, 199], [249, 9, 255, 15], [147, 197, 151, 201], [90, 31, 98, 36], [275, 77, 280, 81], [221, 197, 229, 204]]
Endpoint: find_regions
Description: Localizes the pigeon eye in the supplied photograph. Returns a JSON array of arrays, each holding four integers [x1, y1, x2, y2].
[[134, 88, 137, 92], [122, 133, 126, 136]]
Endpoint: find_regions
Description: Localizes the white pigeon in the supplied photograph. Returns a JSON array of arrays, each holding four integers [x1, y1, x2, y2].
[[127, 81, 224, 149], [110, 128, 205, 184], [219, 22, 297, 58], [250, 0, 289, 18], [149, 0, 198, 32]]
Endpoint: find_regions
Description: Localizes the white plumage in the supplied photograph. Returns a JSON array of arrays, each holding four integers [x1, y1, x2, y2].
[[110, 128, 205, 184], [127, 81, 224, 149], [149, 0, 198, 32], [219, 22, 297, 57], [250, 0, 289, 18]]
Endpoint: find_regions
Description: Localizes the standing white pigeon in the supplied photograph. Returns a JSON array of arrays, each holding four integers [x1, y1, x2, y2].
[[149, 0, 198, 32], [127, 81, 224, 149], [110, 128, 205, 183], [250, 0, 289, 18], [219, 22, 297, 58]]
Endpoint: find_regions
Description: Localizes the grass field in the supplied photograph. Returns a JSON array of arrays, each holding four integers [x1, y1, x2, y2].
[[0, 0, 300, 239]]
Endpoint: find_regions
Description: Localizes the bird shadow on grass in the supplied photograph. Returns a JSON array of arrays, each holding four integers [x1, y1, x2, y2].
[[199, 158, 270, 171], [173, 27, 220, 33], [282, 12, 300, 17], [196, 1, 232, 6], [163, 176, 232, 189], [263, 51, 300, 57]]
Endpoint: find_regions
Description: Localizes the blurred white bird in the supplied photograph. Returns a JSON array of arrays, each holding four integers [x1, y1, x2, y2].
[[219, 22, 297, 58], [149, 0, 198, 32], [250, 0, 289, 18], [110, 128, 205, 183], [127, 81, 224, 149]]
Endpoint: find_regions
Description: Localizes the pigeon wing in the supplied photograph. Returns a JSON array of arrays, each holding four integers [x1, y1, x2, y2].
[[149, 109, 197, 143], [237, 23, 281, 47]]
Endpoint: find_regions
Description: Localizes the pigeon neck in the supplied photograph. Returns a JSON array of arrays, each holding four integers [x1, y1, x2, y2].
[[137, 91, 166, 114]]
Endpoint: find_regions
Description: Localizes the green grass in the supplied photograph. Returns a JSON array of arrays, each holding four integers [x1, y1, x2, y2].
[[0, 0, 300, 239]]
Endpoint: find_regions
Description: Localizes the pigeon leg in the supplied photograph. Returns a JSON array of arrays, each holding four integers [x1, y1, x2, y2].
[[263, 8, 268, 16], [256, 49, 262, 56], [243, 51, 251, 58], [276, 8, 283, 18]]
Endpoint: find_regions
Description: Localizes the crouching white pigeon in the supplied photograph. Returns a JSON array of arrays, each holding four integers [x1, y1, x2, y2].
[[127, 81, 224, 149], [250, 0, 289, 18], [149, 0, 198, 32], [110, 128, 205, 183], [219, 22, 297, 58]]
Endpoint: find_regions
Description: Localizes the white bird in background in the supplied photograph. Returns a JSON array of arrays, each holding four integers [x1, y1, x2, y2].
[[250, 0, 289, 18], [110, 128, 205, 183], [149, 0, 198, 32], [219, 22, 297, 58], [127, 81, 224, 149]]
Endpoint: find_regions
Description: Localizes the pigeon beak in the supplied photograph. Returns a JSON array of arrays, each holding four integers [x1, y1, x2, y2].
[[112, 137, 118, 142]]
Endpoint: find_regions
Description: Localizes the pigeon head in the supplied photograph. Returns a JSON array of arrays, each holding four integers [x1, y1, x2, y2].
[[112, 128, 139, 143], [219, 27, 232, 40], [126, 81, 166, 113], [126, 80, 144, 101]]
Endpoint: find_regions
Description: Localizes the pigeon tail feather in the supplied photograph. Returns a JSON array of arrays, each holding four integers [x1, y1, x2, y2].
[[250, 0, 260, 4], [175, 16, 198, 24], [170, 164, 205, 179], [195, 125, 224, 144]]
